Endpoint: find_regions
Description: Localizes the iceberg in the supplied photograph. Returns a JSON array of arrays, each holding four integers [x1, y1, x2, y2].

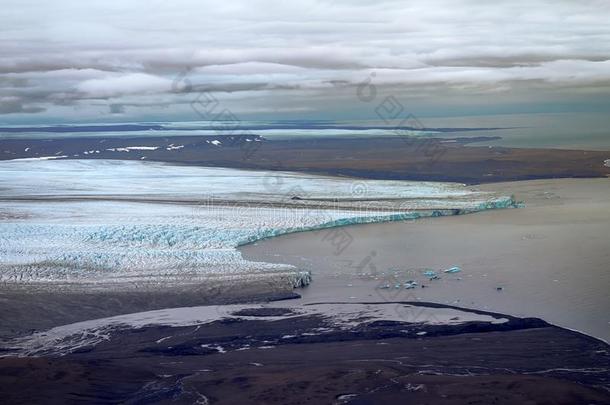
[[443, 266, 462, 274], [423, 270, 440, 280]]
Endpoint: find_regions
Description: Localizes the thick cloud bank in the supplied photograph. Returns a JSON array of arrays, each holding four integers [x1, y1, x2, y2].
[[1, 0, 609, 120]]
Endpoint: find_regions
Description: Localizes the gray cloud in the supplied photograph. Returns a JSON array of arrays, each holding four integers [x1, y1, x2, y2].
[[0, 0, 609, 120], [108, 103, 125, 114], [0, 98, 45, 114]]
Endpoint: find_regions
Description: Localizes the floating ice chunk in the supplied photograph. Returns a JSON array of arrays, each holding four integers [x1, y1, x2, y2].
[[444, 266, 462, 274], [423, 270, 440, 280]]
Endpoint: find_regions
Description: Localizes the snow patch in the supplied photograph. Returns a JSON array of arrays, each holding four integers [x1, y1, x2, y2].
[[8, 155, 67, 161], [106, 146, 159, 152], [0, 302, 509, 356]]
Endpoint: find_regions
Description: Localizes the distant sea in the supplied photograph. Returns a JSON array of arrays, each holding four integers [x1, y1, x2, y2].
[[1, 112, 608, 150]]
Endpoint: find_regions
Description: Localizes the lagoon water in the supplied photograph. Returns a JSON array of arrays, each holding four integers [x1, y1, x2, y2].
[[242, 178, 610, 341]]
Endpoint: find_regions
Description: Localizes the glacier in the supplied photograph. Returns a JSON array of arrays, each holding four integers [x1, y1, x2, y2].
[[0, 160, 520, 290]]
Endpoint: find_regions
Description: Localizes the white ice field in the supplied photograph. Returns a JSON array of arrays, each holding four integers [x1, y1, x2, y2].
[[0, 159, 518, 290]]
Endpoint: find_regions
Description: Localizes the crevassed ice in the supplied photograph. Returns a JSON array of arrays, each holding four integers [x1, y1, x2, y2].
[[0, 160, 518, 289]]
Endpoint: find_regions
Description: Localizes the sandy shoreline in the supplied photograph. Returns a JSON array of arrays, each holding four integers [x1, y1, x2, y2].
[[241, 177, 610, 341]]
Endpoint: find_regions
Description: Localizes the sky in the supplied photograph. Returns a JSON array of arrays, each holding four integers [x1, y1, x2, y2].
[[1, 0, 610, 124]]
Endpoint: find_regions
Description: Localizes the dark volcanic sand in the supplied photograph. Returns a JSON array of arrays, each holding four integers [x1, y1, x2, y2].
[[0, 283, 299, 339], [1, 135, 608, 184], [0, 302, 608, 405]]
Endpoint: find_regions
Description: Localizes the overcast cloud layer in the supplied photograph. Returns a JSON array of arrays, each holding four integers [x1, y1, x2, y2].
[[1, 0, 610, 122]]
